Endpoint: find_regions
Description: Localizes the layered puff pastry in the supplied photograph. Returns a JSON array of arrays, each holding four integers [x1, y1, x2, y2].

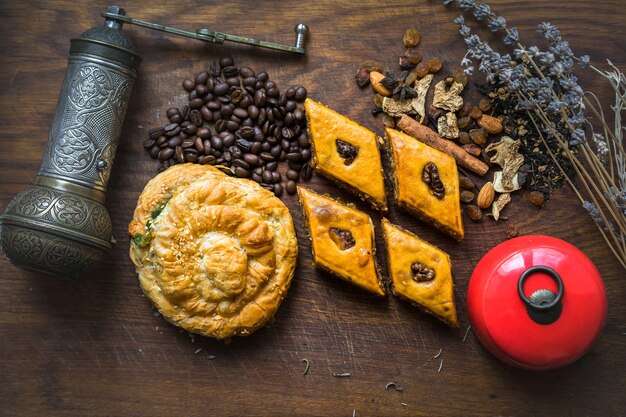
[[128, 163, 298, 339], [297, 186, 384, 296]]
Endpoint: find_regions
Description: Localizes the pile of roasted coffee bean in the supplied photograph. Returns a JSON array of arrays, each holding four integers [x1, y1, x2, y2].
[[143, 57, 312, 196]]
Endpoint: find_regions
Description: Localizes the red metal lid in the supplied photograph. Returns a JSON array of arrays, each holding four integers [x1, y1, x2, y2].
[[467, 235, 607, 370]]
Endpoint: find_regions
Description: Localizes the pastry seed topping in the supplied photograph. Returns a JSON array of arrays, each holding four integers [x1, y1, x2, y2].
[[335, 139, 359, 165], [329, 227, 356, 250], [411, 262, 435, 282], [422, 162, 445, 199]]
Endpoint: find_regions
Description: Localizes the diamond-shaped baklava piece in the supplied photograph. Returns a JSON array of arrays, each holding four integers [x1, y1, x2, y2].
[[297, 187, 384, 296], [386, 128, 464, 241], [382, 218, 457, 326], [304, 98, 387, 211]]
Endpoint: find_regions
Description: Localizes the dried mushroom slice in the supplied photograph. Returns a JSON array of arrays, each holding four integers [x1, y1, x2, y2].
[[297, 187, 384, 296], [305, 98, 387, 210], [382, 218, 457, 327]]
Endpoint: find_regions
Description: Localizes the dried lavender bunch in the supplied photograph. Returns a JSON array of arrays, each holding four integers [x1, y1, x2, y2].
[[443, 0, 626, 269]]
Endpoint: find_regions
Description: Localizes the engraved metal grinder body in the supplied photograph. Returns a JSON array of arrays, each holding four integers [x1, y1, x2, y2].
[[0, 7, 140, 277]]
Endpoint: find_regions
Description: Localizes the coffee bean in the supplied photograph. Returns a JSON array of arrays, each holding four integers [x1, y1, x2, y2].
[[182, 138, 195, 148], [254, 90, 267, 107], [182, 123, 197, 135], [251, 173, 262, 182], [203, 140, 211, 155], [297, 133, 310, 148], [195, 71, 210, 85], [226, 77, 240, 87], [262, 169, 273, 183], [238, 66, 255, 78], [195, 83, 208, 96], [236, 138, 252, 151], [243, 153, 259, 166], [242, 76, 257, 88], [194, 136, 204, 153], [273, 183, 283, 197], [283, 112, 295, 127], [189, 98, 204, 109], [217, 95, 231, 104], [286, 180, 297, 194], [183, 79, 195, 92], [166, 107, 180, 119], [256, 71, 269, 82], [220, 104, 233, 118], [301, 162, 313, 179], [158, 147, 174, 161], [250, 142, 262, 154], [210, 136, 223, 150], [205, 78, 215, 93], [219, 57, 234, 68], [261, 142, 271, 153], [213, 82, 229, 96], [200, 106, 213, 122], [143, 138, 156, 149], [226, 121, 239, 132], [266, 161, 278, 171], [167, 136, 182, 148], [215, 157, 225, 165], [176, 146, 184, 163], [234, 166, 249, 178], [247, 105, 260, 119], [271, 171, 281, 183], [207, 100, 221, 111], [286, 152, 301, 161], [149, 145, 160, 159], [294, 86, 307, 102], [184, 152, 198, 163], [149, 127, 165, 139], [286, 169, 299, 181], [260, 152, 275, 162], [222, 151, 232, 162], [222, 65, 239, 78], [285, 100, 297, 113], [233, 108, 248, 119], [301, 148, 311, 161], [239, 94, 253, 108], [229, 145, 242, 159], [293, 108, 305, 123], [237, 126, 255, 139], [198, 155, 217, 165]]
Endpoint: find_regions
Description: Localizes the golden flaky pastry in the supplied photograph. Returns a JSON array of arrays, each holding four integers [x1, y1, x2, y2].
[[128, 164, 298, 339], [297, 186, 384, 296], [304, 98, 387, 211], [382, 218, 457, 326], [386, 128, 464, 241]]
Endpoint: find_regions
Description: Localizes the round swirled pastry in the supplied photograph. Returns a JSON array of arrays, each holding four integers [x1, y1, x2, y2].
[[128, 164, 298, 339]]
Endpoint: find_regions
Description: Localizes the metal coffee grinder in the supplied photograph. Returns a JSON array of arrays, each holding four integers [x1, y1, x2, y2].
[[0, 6, 308, 277]]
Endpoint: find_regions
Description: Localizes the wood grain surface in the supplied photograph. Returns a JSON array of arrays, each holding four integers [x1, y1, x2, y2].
[[0, 1, 625, 416]]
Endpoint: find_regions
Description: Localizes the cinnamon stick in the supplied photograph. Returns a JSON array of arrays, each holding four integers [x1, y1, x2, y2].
[[396, 114, 489, 176]]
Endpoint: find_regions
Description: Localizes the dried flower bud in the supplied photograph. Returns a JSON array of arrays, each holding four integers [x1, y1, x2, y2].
[[403, 29, 421, 48], [329, 228, 356, 250], [505, 224, 520, 239], [422, 162, 445, 199]]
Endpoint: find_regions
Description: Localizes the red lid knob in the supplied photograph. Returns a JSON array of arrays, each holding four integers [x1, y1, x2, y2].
[[467, 235, 607, 370]]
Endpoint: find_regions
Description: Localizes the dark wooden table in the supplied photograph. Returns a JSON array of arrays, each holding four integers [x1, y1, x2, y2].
[[1, 1, 624, 416]]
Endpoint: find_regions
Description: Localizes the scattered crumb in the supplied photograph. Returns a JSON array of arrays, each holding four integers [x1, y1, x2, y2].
[[433, 348, 443, 359], [194, 348, 202, 355], [437, 360, 443, 373], [463, 325, 472, 342]]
